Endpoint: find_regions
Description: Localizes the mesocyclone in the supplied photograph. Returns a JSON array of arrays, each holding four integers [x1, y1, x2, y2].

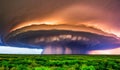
[[1, 0, 120, 54]]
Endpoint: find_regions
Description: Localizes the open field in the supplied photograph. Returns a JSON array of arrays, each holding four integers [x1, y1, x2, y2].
[[0, 54, 120, 70]]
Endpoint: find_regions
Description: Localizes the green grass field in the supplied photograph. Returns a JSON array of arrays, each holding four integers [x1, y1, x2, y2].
[[0, 54, 120, 70]]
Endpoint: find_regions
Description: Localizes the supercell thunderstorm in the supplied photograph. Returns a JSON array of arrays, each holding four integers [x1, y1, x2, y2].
[[1, 0, 120, 54], [4, 24, 120, 54]]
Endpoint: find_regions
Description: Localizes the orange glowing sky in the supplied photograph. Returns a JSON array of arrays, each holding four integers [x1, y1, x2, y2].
[[10, 3, 120, 38], [89, 47, 120, 54]]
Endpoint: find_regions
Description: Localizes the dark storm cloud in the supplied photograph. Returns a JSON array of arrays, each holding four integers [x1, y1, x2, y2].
[[5, 29, 120, 54], [0, 0, 120, 39], [0, 0, 120, 29], [0, 0, 77, 31]]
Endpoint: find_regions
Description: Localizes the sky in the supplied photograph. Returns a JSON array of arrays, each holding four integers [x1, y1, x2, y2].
[[0, 46, 42, 54], [0, 0, 120, 54]]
